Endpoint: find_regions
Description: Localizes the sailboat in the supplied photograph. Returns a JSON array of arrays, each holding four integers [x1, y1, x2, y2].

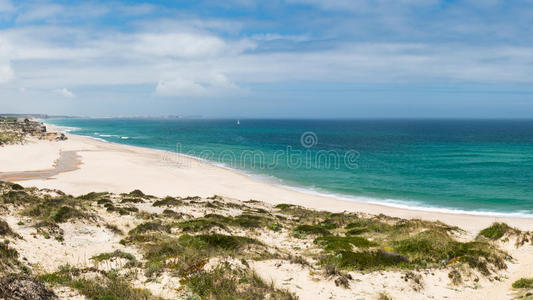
[[237, 120, 240, 125]]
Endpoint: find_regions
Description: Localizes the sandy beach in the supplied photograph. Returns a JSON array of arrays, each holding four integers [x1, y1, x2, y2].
[[1, 123, 533, 300], [0, 124, 531, 234]]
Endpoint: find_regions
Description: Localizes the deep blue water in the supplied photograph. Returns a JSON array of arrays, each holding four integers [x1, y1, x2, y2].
[[46, 118, 533, 217]]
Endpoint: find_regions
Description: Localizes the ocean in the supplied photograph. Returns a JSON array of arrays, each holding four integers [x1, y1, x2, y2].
[[46, 118, 533, 218]]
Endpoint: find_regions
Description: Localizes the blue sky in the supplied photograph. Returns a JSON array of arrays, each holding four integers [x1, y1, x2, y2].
[[0, 0, 533, 118]]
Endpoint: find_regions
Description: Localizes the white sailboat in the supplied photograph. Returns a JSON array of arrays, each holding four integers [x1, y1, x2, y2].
[[237, 120, 240, 125]]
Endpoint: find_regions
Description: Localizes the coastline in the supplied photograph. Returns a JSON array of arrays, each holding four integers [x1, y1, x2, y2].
[[50, 122, 533, 220], [2, 122, 532, 233]]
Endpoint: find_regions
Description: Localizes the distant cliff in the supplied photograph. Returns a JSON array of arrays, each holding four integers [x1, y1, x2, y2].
[[0, 117, 66, 146]]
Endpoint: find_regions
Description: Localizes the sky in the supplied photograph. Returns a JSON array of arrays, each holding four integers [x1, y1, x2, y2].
[[0, 0, 533, 118]]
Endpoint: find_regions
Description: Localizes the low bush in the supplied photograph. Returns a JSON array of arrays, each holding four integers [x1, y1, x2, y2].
[[314, 236, 375, 251], [294, 225, 330, 236], [512, 278, 533, 289], [478, 223, 514, 240]]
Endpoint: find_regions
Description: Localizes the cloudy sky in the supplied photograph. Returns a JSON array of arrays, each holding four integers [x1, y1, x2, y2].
[[1, 0, 533, 118]]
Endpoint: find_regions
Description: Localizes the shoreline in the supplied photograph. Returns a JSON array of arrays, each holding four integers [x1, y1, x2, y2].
[[48, 122, 533, 220], [3, 122, 532, 232]]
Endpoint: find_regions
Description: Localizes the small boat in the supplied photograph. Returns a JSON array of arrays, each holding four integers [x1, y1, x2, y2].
[[237, 120, 240, 125]]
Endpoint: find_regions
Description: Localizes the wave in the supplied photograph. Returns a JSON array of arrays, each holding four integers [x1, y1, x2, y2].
[[86, 136, 109, 143], [275, 184, 533, 219], [364, 200, 533, 219], [51, 126, 80, 133], [94, 133, 131, 140], [98, 134, 118, 138]]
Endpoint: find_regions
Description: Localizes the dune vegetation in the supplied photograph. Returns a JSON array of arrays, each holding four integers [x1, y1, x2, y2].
[[0, 181, 531, 299]]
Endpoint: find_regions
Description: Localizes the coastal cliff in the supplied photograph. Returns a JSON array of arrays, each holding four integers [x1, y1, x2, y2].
[[0, 117, 66, 146]]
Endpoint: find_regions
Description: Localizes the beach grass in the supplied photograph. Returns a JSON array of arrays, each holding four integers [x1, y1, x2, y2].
[[184, 264, 296, 300], [0, 181, 528, 299], [513, 278, 533, 289], [478, 222, 515, 240], [39, 265, 156, 300]]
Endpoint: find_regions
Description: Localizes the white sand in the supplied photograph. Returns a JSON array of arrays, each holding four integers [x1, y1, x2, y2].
[[0, 139, 63, 172], [2, 126, 530, 233]]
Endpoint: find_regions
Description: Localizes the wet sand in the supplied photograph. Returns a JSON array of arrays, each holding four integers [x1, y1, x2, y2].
[[0, 151, 81, 181]]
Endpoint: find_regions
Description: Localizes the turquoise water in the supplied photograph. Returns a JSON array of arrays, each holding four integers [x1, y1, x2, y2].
[[46, 118, 533, 217]]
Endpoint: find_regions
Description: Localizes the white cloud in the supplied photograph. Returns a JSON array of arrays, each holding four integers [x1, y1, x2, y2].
[[155, 78, 207, 97], [155, 72, 241, 97], [0, 3, 532, 102], [0, 63, 13, 83], [133, 33, 227, 58], [251, 33, 310, 42], [2, 22, 533, 91], [134, 18, 244, 36], [53, 88, 75, 98], [132, 33, 254, 58]]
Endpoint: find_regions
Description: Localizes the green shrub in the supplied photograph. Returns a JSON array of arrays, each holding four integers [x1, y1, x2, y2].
[[153, 197, 182, 207], [393, 230, 507, 274], [294, 225, 330, 236], [20, 195, 90, 223], [129, 189, 145, 197], [178, 234, 261, 251], [322, 250, 409, 270], [346, 228, 366, 235], [478, 223, 512, 240], [77, 192, 108, 201], [39, 267, 154, 299], [274, 204, 293, 210], [345, 219, 392, 233], [51, 206, 83, 223], [10, 184, 24, 191], [0, 242, 27, 274], [185, 265, 296, 300], [232, 214, 267, 228], [161, 209, 184, 219], [139, 233, 263, 277], [91, 250, 136, 263], [512, 278, 533, 289], [176, 219, 226, 232], [121, 198, 144, 204], [267, 223, 282, 232], [129, 221, 171, 235], [97, 199, 113, 205], [1, 191, 37, 204]]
